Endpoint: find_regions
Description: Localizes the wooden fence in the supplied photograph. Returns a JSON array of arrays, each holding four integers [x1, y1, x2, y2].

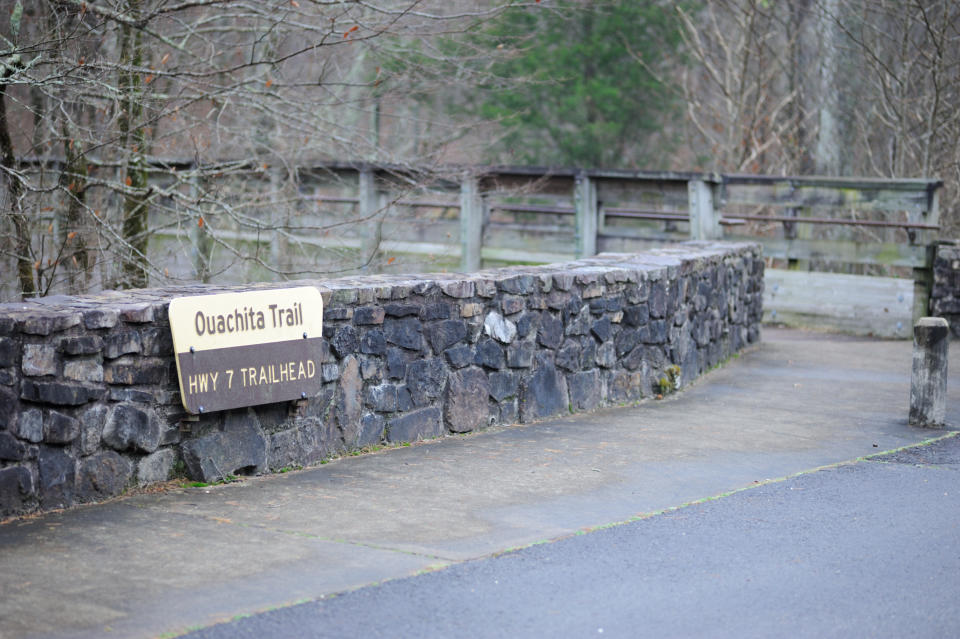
[[276, 164, 939, 336]]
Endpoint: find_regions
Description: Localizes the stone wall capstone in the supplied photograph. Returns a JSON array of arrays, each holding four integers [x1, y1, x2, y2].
[[0, 242, 763, 518]]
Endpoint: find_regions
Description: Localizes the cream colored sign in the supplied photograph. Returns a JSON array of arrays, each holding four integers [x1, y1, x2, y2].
[[168, 287, 325, 414], [168, 286, 324, 352]]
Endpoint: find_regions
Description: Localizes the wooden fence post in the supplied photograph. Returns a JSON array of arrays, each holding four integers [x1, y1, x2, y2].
[[575, 172, 597, 258], [459, 176, 483, 272], [688, 179, 721, 241]]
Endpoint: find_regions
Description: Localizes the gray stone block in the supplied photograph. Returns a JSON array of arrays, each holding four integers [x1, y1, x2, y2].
[[488, 371, 519, 402], [506, 340, 535, 369], [77, 451, 132, 501], [45, 411, 80, 444], [103, 404, 162, 453], [407, 358, 446, 404], [38, 445, 75, 509], [365, 383, 398, 413], [386, 406, 442, 443], [103, 331, 142, 359], [13, 407, 43, 443], [537, 313, 563, 350], [420, 303, 451, 321], [557, 340, 582, 372], [359, 329, 387, 355], [353, 306, 385, 325], [444, 367, 490, 433], [519, 356, 569, 422], [427, 320, 468, 354], [180, 408, 267, 482], [0, 465, 35, 516], [475, 339, 505, 370], [357, 413, 385, 448], [138, 448, 177, 483], [21, 379, 104, 406], [0, 431, 28, 460], [63, 359, 103, 383], [568, 369, 602, 412], [384, 318, 422, 351], [58, 335, 103, 356], [22, 344, 57, 377], [0, 336, 18, 367], [335, 356, 363, 444], [329, 325, 359, 358], [444, 343, 474, 369], [104, 358, 168, 385], [484, 312, 517, 344]]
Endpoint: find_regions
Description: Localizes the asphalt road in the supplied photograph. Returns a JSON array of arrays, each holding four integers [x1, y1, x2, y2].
[[185, 434, 960, 639]]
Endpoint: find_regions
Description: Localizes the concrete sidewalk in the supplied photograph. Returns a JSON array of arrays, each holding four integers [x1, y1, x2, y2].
[[2, 328, 958, 639]]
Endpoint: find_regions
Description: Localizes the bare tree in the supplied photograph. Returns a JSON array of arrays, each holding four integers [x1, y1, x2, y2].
[[0, 0, 514, 300]]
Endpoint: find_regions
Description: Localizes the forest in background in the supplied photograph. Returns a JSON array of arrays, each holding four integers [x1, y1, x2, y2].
[[0, 0, 957, 300]]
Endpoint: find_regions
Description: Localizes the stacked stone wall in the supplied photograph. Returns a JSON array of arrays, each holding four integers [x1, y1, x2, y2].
[[931, 242, 960, 337], [0, 242, 763, 518]]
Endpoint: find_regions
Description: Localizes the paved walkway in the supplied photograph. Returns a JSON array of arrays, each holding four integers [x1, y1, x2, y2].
[[2, 328, 958, 639]]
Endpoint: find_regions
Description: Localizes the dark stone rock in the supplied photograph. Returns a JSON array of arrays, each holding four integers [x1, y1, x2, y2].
[[557, 340, 582, 372], [623, 304, 649, 327], [397, 385, 414, 412], [506, 340, 535, 368], [565, 309, 590, 337], [498, 274, 534, 295], [21, 379, 104, 406], [386, 406, 443, 443], [140, 328, 174, 357], [104, 358, 168, 386], [21, 312, 81, 336], [407, 358, 446, 404], [336, 356, 363, 445], [615, 328, 640, 357], [321, 363, 340, 382], [474, 339, 505, 370], [365, 383, 398, 413], [420, 303, 452, 321], [649, 282, 667, 318], [427, 319, 467, 354], [386, 348, 407, 379], [515, 312, 540, 339], [108, 387, 162, 403], [359, 329, 387, 355], [608, 369, 647, 403], [500, 398, 519, 424], [384, 303, 420, 317], [354, 306, 385, 325], [444, 343, 474, 369], [0, 336, 18, 366], [357, 413, 385, 448], [444, 367, 490, 433], [180, 408, 267, 482], [0, 431, 27, 460], [501, 295, 525, 315], [83, 309, 119, 330], [118, 304, 154, 323], [13, 407, 43, 443], [77, 451, 132, 501], [537, 313, 563, 350], [579, 335, 597, 368], [22, 344, 57, 377], [0, 466, 35, 515], [595, 341, 616, 368], [645, 320, 667, 344], [330, 325, 359, 358], [623, 345, 646, 371], [568, 369, 602, 411], [519, 355, 569, 422], [0, 386, 18, 429], [324, 307, 352, 321], [359, 356, 381, 381], [38, 445, 75, 509], [488, 371, 519, 401], [103, 331, 142, 359], [63, 359, 103, 383], [0, 368, 15, 386], [137, 449, 176, 483], [384, 318, 423, 351], [45, 411, 80, 444], [591, 317, 612, 343], [103, 404, 162, 453], [562, 296, 584, 323]]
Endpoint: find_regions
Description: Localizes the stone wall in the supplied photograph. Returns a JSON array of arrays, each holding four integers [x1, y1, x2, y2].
[[931, 242, 960, 337], [0, 242, 763, 518]]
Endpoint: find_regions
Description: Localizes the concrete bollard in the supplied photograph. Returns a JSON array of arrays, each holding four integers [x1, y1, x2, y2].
[[909, 317, 950, 428]]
